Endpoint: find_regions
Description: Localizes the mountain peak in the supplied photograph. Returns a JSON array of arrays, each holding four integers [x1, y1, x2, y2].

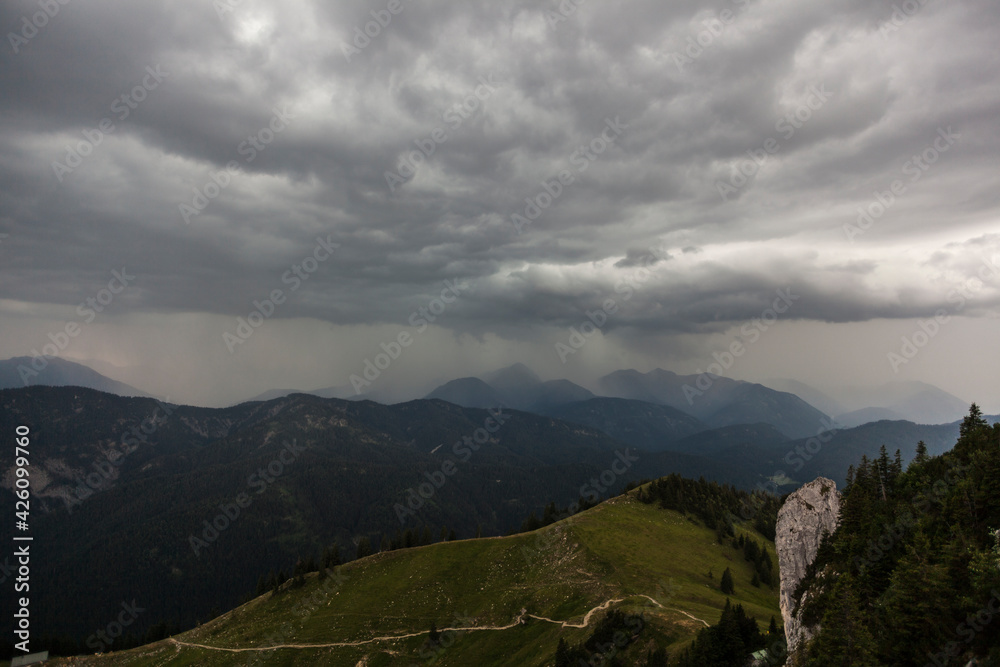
[[481, 362, 542, 389], [0, 356, 149, 397]]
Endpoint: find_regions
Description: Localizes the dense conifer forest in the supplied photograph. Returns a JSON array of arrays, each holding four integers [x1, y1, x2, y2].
[[793, 405, 1000, 666]]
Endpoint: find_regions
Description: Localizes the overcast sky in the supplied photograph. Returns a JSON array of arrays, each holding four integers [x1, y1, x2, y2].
[[1, 0, 999, 409]]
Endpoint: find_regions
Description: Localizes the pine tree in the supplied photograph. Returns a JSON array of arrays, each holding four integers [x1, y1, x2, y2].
[[880, 538, 953, 665], [721, 567, 735, 595], [428, 621, 440, 646], [804, 575, 879, 666], [645, 647, 669, 666], [555, 638, 571, 667], [355, 536, 371, 560], [322, 544, 340, 569], [960, 403, 987, 438], [913, 440, 929, 466]]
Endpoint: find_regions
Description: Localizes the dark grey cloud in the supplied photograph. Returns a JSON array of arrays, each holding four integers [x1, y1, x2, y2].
[[1, 0, 999, 406]]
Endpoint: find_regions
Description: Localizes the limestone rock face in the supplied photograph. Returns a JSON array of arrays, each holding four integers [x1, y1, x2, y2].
[[776, 477, 841, 658]]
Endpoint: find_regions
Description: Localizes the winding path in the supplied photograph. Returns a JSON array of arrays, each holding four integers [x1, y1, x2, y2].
[[526, 597, 624, 628], [637, 594, 710, 627], [167, 596, 674, 654]]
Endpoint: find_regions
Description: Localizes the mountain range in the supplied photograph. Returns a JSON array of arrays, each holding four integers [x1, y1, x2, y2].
[[7, 356, 976, 434], [1, 381, 993, 651]]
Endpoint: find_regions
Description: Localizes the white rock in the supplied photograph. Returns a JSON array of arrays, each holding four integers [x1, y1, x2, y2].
[[776, 477, 841, 660]]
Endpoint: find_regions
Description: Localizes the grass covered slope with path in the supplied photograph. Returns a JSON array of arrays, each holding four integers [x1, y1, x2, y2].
[[52, 488, 780, 666]]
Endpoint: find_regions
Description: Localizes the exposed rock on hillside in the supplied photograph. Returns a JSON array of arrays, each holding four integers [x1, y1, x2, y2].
[[776, 477, 841, 659]]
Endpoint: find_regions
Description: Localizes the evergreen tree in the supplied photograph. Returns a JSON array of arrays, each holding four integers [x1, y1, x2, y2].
[[428, 621, 440, 646], [720, 567, 735, 595], [355, 536, 372, 560], [960, 402, 987, 438], [913, 440, 929, 466], [880, 538, 954, 665], [645, 647, 669, 667], [555, 638, 571, 667], [803, 576, 879, 667], [322, 544, 340, 569]]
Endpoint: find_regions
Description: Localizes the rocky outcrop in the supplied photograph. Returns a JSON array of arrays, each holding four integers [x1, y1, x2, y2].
[[776, 477, 841, 659]]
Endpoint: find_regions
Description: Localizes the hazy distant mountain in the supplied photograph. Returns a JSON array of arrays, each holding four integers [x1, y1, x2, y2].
[[248, 388, 310, 402], [0, 356, 149, 397], [247, 385, 374, 403], [597, 368, 830, 439], [425, 377, 506, 408], [835, 406, 909, 428], [762, 378, 847, 417], [424, 364, 595, 412], [830, 381, 969, 425], [481, 362, 542, 392], [528, 379, 596, 410]]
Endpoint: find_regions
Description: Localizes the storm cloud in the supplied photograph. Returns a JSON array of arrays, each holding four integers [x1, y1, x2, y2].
[[1, 0, 998, 407]]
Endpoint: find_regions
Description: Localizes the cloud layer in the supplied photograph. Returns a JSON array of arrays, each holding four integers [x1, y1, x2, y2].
[[1, 0, 998, 407]]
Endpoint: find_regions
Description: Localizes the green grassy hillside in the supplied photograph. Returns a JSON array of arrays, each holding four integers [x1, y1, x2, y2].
[[53, 491, 779, 666]]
